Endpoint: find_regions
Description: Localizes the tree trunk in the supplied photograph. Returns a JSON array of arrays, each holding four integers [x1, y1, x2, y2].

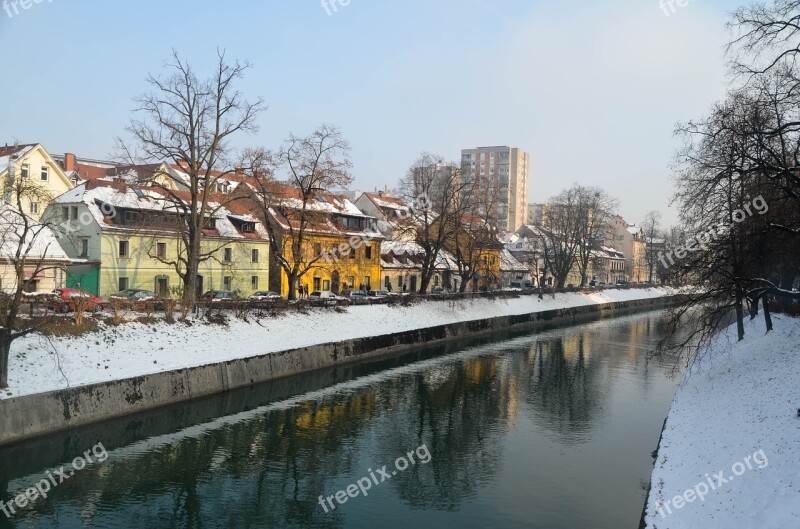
[[763, 296, 773, 332], [0, 329, 11, 389], [287, 272, 298, 301], [735, 299, 745, 341]]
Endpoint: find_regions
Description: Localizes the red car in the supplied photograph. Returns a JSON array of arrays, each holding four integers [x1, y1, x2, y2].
[[49, 288, 106, 313]]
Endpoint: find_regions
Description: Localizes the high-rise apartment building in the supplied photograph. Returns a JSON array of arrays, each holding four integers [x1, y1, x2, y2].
[[460, 146, 530, 232]]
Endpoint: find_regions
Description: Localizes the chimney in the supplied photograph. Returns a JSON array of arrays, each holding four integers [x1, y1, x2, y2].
[[177, 159, 189, 170], [64, 153, 76, 172]]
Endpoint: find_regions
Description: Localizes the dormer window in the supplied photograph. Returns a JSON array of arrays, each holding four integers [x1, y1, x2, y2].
[[241, 222, 255, 233], [204, 218, 217, 229]]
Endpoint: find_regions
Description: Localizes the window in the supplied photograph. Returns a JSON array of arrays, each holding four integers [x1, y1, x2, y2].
[[61, 207, 69, 221], [118, 277, 129, 292], [385, 276, 390, 288], [156, 242, 167, 259], [365, 245, 372, 260], [21, 164, 29, 178], [118, 240, 129, 258], [79, 238, 89, 258], [30, 202, 39, 214], [71, 206, 79, 220], [351, 248, 358, 260], [40, 167, 49, 181], [314, 243, 322, 258], [241, 222, 256, 233], [204, 217, 217, 229], [313, 277, 321, 290], [155, 276, 170, 296], [364, 276, 371, 290], [124, 211, 138, 224], [323, 279, 331, 291], [223, 276, 232, 290], [223, 248, 232, 263], [251, 276, 259, 289], [251, 249, 259, 263], [348, 276, 355, 288]]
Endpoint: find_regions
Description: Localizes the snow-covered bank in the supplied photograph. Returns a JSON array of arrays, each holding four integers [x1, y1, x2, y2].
[[644, 313, 800, 529], [2, 288, 673, 401]]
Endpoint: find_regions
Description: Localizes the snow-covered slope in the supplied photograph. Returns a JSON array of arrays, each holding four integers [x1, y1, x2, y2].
[[2, 288, 672, 400], [644, 313, 800, 529]]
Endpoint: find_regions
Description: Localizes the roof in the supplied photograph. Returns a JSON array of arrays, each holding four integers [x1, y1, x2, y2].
[[50, 180, 269, 240], [0, 204, 72, 262], [499, 249, 528, 272], [0, 144, 37, 175]]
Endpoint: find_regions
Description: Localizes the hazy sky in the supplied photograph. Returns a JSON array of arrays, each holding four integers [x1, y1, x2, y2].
[[1, 0, 739, 226]]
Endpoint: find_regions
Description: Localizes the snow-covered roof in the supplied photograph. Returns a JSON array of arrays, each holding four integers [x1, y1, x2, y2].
[[0, 144, 37, 175], [51, 182, 269, 240], [0, 204, 72, 262], [500, 249, 528, 272]]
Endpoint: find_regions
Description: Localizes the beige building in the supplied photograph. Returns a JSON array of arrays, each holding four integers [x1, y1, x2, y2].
[[461, 146, 530, 233], [0, 143, 75, 220], [605, 215, 647, 282]]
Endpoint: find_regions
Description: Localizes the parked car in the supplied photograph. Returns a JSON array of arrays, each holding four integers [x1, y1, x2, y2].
[[249, 291, 281, 301], [110, 289, 157, 301], [367, 290, 389, 298], [309, 291, 346, 305], [347, 290, 369, 304], [202, 290, 237, 302], [48, 288, 105, 313]]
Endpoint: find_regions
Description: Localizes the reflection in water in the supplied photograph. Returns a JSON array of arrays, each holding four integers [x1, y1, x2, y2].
[[0, 312, 680, 529]]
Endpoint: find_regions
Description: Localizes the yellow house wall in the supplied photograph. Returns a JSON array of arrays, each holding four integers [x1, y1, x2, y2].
[[278, 233, 382, 296], [0, 262, 67, 293], [98, 232, 270, 297], [1, 146, 74, 220]]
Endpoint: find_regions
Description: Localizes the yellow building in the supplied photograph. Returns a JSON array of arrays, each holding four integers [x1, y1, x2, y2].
[[238, 184, 384, 297], [0, 143, 75, 219], [43, 179, 269, 297], [0, 204, 73, 294]]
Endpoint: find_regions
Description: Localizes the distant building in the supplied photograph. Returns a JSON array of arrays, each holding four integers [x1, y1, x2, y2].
[[528, 203, 545, 226], [605, 215, 646, 282], [0, 143, 75, 219], [461, 146, 530, 233]]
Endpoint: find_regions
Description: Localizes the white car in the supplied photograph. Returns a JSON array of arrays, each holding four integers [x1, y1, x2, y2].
[[249, 291, 281, 301], [309, 290, 346, 302]]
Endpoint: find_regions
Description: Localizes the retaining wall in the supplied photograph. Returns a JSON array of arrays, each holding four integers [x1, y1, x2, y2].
[[0, 296, 677, 446]]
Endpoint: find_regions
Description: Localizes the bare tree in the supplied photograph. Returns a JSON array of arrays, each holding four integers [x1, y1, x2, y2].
[[0, 173, 63, 388], [243, 125, 353, 300], [641, 210, 663, 283], [397, 153, 472, 294], [573, 186, 617, 286], [116, 49, 264, 307], [538, 187, 583, 289]]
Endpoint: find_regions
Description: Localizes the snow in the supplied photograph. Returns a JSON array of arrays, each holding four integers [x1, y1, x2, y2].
[[0, 205, 72, 262], [0, 287, 674, 400], [644, 313, 800, 529]]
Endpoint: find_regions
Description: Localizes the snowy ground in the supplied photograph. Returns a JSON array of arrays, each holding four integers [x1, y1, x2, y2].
[[644, 313, 800, 529], [1, 287, 672, 400]]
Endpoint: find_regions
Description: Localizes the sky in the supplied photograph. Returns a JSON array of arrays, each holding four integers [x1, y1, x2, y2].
[[0, 0, 742, 227]]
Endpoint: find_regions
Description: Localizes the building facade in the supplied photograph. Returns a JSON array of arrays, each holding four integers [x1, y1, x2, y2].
[[43, 179, 270, 297], [460, 146, 530, 233]]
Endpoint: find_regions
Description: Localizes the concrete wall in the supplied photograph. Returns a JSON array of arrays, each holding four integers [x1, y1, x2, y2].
[[0, 296, 676, 447]]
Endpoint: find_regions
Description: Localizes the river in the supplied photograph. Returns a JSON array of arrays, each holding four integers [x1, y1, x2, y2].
[[0, 310, 681, 529]]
